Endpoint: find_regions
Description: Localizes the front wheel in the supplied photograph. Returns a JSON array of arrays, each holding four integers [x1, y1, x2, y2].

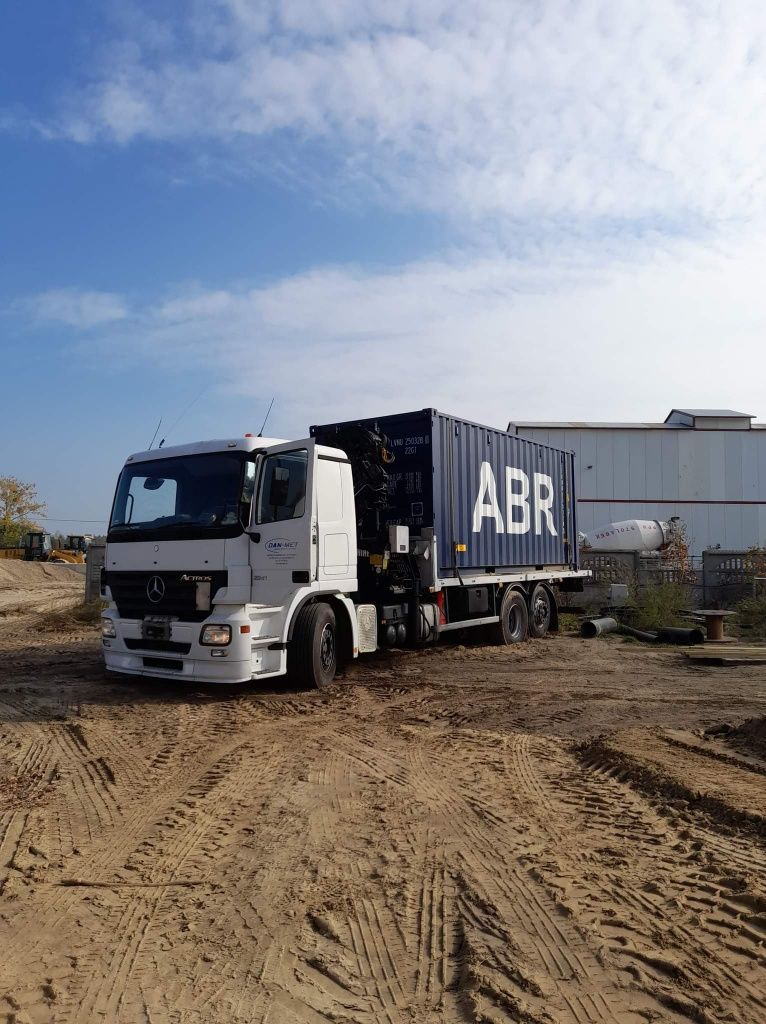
[[491, 588, 528, 645], [289, 603, 337, 689]]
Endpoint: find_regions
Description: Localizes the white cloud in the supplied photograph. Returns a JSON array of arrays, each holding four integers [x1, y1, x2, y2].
[[49, 1, 766, 235], [23, 288, 129, 329], [60, 234, 766, 433], [19, 3, 766, 437]]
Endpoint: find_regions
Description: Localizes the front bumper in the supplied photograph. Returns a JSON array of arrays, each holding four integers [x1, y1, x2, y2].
[[101, 610, 284, 684], [103, 649, 254, 684]]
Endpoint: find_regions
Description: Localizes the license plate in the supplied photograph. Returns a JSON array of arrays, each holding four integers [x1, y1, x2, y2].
[[142, 616, 171, 641]]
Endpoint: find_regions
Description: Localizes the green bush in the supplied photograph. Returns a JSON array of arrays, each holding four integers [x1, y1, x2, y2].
[[734, 595, 766, 636], [557, 611, 581, 635], [626, 581, 687, 630]]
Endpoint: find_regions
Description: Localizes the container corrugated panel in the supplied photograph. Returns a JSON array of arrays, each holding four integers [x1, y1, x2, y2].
[[311, 409, 579, 578]]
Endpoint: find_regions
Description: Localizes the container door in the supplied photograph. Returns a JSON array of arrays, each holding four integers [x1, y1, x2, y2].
[[249, 440, 316, 606], [566, 450, 578, 568]]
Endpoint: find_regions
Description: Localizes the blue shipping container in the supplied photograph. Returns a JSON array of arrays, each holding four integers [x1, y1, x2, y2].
[[311, 409, 579, 578]]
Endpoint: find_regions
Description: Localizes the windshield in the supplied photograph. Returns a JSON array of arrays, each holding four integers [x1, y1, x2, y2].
[[109, 452, 251, 541]]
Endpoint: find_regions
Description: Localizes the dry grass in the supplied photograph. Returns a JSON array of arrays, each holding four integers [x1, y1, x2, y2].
[[40, 600, 104, 632]]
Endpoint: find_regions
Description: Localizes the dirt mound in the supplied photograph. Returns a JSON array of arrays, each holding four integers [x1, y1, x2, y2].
[[577, 730, 766, 837], [0, 560, 84, 617], [729, 716, 766, 759], [0, 561, 80, 588]]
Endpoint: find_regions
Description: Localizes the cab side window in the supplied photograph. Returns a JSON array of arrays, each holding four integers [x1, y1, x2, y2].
[[256, 450, 308, 523]]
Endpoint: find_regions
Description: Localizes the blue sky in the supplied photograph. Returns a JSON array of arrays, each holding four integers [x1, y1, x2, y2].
[[3, 1, 766, 533]]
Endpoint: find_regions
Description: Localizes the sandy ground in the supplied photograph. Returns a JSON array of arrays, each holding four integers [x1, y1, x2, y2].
[[0, 579, 764, 1023]]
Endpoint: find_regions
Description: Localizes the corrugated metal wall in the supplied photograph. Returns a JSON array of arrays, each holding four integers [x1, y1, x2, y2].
[[515, 426, 766, 554]]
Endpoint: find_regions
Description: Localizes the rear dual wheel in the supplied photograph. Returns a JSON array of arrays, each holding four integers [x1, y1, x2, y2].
[[528, 583, 553, 639], [492, 588, 528, 645]]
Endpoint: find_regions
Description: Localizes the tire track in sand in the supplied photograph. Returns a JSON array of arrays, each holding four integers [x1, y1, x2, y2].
[[65, 739, 283, 1023], [502, 732, 766, 1023], [404, 739, 661, 1024], [292, 727, 634, 1024], [0, 714, 283, 1018]]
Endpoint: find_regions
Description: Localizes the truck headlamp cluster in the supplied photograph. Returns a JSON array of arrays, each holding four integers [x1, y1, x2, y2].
[[200, 625, 232, 646], [101, 618, 116, 639]]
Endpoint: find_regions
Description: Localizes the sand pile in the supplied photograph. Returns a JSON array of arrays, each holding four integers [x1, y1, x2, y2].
[[0, 560, 84, 614]]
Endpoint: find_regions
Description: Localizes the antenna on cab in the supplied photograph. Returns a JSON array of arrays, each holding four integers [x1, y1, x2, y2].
[[148, 417, 162, 450], [257, 397, 275, 437]]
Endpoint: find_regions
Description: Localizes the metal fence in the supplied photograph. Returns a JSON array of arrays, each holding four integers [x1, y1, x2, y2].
[[700, 550, 758, 607], [565, 549, 759, 609]]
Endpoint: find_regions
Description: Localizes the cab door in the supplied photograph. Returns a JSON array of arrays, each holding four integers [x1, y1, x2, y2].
[[249, 440, 316, 606]]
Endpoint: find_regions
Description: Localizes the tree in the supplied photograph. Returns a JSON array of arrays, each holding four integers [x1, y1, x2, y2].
[[0, 477, 47, 548]]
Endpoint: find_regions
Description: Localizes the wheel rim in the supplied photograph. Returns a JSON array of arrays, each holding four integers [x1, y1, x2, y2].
[[319, 623, 335, 672], [533, 594, 549, 628], [508, 605, 520, 636]]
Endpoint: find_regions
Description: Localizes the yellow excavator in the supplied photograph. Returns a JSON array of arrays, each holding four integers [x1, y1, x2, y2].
[[20, 532, 53, 561], [49, 534, 92, 564], [19, 532, 91, 563]]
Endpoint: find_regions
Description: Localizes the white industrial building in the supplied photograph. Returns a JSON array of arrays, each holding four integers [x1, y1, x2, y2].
[[511, 409, 766, 556]]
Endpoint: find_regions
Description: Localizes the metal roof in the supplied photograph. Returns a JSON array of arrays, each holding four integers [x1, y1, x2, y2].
[[665, 408, 753, 421], [510, 421, 677, 430], [511, 408, 758, 431]]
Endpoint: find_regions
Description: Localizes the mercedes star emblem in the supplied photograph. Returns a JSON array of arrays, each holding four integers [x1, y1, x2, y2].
[[146, 575, 165, 603]]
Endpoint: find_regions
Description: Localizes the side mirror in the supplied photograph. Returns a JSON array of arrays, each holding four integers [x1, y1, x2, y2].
[[248, 531, 261, 543]]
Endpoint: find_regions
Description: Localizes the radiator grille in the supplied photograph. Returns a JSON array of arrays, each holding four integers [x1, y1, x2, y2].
[[106, 571, 227, 622]]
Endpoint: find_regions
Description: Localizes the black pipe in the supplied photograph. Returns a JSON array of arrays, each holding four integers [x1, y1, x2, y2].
[[582, 619, 707, 645], [655, 626, 705, 645], [619, 624, 658, 642]]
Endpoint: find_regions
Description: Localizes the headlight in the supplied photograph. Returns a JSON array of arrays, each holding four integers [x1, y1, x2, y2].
[[200, 624, 232, 646], [101, 618, 116, 639]]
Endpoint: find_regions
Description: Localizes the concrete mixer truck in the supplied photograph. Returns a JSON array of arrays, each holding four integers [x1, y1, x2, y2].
[[579, 519, 680, 553]]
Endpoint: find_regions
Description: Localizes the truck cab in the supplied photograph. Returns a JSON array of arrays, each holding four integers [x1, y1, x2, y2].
[[101, 436, 358, 685]]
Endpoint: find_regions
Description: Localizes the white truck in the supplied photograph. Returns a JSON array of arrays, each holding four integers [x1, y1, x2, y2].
[[101, 409, 588, 687]]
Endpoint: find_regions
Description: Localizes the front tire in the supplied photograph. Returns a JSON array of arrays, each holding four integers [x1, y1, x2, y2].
[[491, 588, 528, 645], [289, 603, 337, 689]]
